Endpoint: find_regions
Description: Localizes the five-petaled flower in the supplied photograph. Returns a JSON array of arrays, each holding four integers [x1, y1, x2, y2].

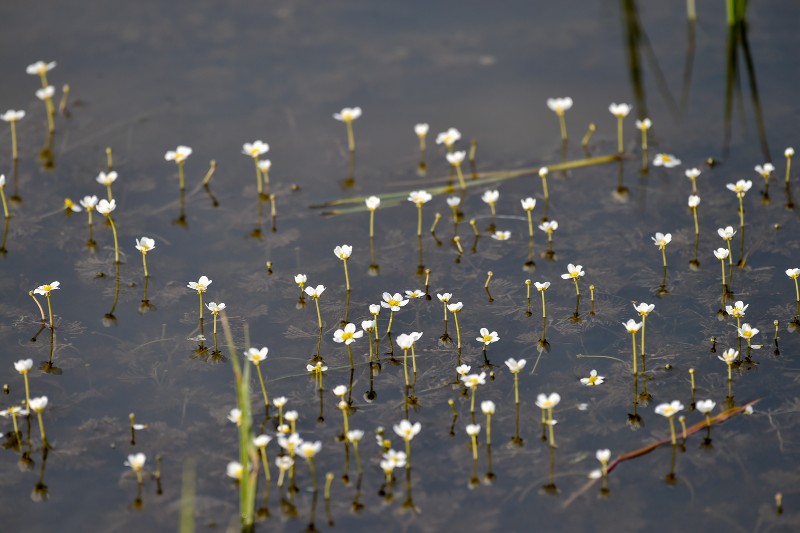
[[608, 103, 632, 117], [435, 128, 461, 148], [334, 244, 352, 260], [491, 230, 511, 241], [96, 199, 116, 216], [245, 347, 268, 364], [135, 237, 155, 254], [476, 328, 499, 346], [652, 232, 672, 248], [34, 282, 60, 296], [242, 140, 269, 158], [382, 292, 409, 311], [547, 97, 573, 115], [125, 453, 146, 473], [535, 393, 561, 409], [188, 275, 212, 293], [461, 372, 487, 389], [580, 370, 604, 386], [164, 145, 192, 163], [653, 154, 681, 168], [365, 196, 380, 211], [304, 285, 325, 298], [393, 419, 421, 441], [408, 190, 432, 206], [333, 107, 362, 122], [505, 358, 526, 373], [654, 400, 684, 418], [561, 263, 584, 280], [334, 323, 363, 345], [726, 179, 752, 197]]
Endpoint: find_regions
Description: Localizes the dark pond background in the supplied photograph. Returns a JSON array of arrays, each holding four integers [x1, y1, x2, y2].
[[2, 0, 800, 531]]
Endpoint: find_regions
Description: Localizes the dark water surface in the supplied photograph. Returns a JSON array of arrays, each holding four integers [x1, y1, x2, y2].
[[2, 1, 800, 531]]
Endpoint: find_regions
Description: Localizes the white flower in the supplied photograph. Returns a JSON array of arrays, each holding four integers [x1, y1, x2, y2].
[[685, 168, 701, 180], [80, 195, 99, 210], [226, 461, 244, 480], [188, 275, 211, 292], [505, 357, 527, 374], [405, 289, 425, 299], [242, 140, 269, 158], [284, 410, 298, 423], [446, 196, 461, 208], [446, 151, 466, 165], [718, 348, 739, 364], [33, 281, 60, 296], [609, 103, 632, 117], [633, 302, 654, 316], [14, 359, 34, 373], [534, 281, 550, 291], [334, 244, 352, 260], [492, 230, 511, 241], [361, 319, 374, 331], [725, 300, 748, 317], [461, 372, 487, 389], [96, 199, 116, 216], [414, 123, 429, 136], [275, 456, 294, 471], [580, 370, 604, 386], [437, 292, 452, 303], [718, 226, 736, 240], [481, 401, 496, 415], [294, 274, 307, 286], [381, 449, 407, 470], [754, 163, 775, 179], [785, 147, 795, 158], [737, 323, 759, 340], [635, 118, 652, 130], [435, 128, 461, 147], [786, 268, 800, 279], [245, 347, 268, 364], [135, 237, 155, 254], [651, 232, 672, 248], [696, 400, 716, 415], [535, 393, 561, 409], [539, 220, 558, 233], [164, 145, 192, 163], [521, 197, 536, 211], [393, 419, 421, 441], [654, 400, 684, 418], [382, 292, 409, 311], [714, 248, 730, 260], [653, 154, 681, 168], [36, 86, 55, 100], [726, 179, 752, 196], [481, 190, 499, 205], [476, 328, 499, 345], [466, 424, 481, 437], [333, 107, 361, 122], [227, 408, 242, 425], [623, 319, 642, 333], [26, 61, 57, 75], [688, 195, 701, 208], [347, 429, 365, 443], [561, 263, 584, 280], [369, 303, 381, 315], [206, 302, 226, 314], [408, 190, 432, 206], [299, 441, 322, 459], [253, 434, 272, 448], [273, 397, 288, 408], [29, 396, 48, 413], [396, 333, 414, 350], [1, 110, 25, 122], [365, 196, 380, 210], [456, 364, 471, 376], [547, 97, 573, 114], [447, 301, 463, 313], [596, 449, 611, 463], [332, 385, 347, 398], [125, 453, 146, 472], [96, 171, 117, 186], [539, 167, 549, 178], [304, 284, 325, 298], [333, 323, 363, 345], [257, 159, 272, 173]]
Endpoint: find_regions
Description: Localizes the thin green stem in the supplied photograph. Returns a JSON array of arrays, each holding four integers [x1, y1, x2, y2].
[[558, 113, 567, 142], [661, 247, 667, 269], [541, 291, 547, 318], [402, 348, 409, 386], [617, 116, 624, 154], [573, 277, 580, 297], [314, 298, 323, 330], [10, 122, 18, 160], [470, 387, 476, 415], [108, 215, 120, 264], [37, 411, 47, 444], [346, 121, 355, 152], [526, 211, 533, 238], [23, 372, 31, 409], [255, 364, 269, 411], [46, 294, 54, 330], [514, 374, 519, 404], [142, 253, 149, 278], [343, 259, 350, 292], [455, 164, 466, 190], [259, 447, 271, 482], [631, 331, 638, 375], [453, 312, 462, 349], [253, 158, 262, 195], [178, 161, 185, 191], [369, 211, 375, 238], [198, 292, 204, 320], [417, 205, 423, 237], [721, 258, 727, 287], [1, 187, 10, 219], [471, 435, 478, 461], [668, 416, 677, 445]]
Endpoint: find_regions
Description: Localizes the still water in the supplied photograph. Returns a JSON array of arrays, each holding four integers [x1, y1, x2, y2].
[[1, 0, 800, 531]]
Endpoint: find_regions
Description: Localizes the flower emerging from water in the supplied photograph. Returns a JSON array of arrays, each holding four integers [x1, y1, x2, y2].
[[580, 370, 604, 386]]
